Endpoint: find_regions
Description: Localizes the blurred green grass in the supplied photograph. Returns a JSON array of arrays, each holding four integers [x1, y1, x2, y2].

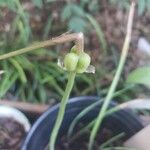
[[0, 0, 150, 104]]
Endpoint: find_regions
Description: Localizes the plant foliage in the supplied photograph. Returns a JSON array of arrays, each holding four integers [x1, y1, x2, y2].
[[127, 66, 150, 87]]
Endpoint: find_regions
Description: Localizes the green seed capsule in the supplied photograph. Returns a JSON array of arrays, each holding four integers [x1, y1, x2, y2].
[[76, 52, 91, 73], [64, 53, 79, 71]]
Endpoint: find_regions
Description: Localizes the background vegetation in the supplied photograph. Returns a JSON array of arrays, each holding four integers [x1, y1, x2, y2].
[[0, 0, 150, 104]]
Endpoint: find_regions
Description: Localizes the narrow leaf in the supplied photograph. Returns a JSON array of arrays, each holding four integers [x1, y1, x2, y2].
[[126, 66, 150, 86]]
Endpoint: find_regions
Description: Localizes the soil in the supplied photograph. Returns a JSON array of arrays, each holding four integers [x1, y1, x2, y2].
[[0, 117, 26, 150], [45, 124, 124, 150]]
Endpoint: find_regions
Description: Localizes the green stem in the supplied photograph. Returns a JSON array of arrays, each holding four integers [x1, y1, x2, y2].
[[102, 147, 136, 150], [88, 1, 135, 150], [99, 133, 125, 149], [67, 84, 133, 138], [85, 13, 107, 55], [68, 106, 120, 144], [49, 72, 76, 150], [0, 33, 84, 60]]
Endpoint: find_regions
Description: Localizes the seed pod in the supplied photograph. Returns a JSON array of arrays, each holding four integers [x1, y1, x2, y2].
[[64, 53, 79, 71], [76, 52, 91, 73]]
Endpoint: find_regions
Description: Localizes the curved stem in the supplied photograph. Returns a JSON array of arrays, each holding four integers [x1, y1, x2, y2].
[[88, 1, 136, 150], [49, 72, 76, 150], [0, 33, 84, 60]]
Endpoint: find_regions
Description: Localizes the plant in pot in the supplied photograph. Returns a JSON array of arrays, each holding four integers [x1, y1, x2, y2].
[[0, 1, 143, 150]]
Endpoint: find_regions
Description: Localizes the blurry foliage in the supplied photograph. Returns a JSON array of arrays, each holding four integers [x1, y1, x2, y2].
[[109, 0, 150, 15], [137, 0, 150, 15], [61, 3, 86, 32], [109, 0, 130, 10], [0, 49, 66, 103], [32, 0, 43, 9], [0, 0, 31, 47], [61, 1, 99, 32], [61, 2, 107, 52], [0, 0, 150, 103], [127, 66, 150, 87], [0, 0, 16, 11]]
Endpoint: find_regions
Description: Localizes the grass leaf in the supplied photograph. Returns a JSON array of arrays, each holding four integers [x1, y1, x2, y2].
[[9, 58, 27, 83]]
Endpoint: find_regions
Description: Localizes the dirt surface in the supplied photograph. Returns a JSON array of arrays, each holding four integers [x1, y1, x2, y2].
[[0, 117, 26, 150]]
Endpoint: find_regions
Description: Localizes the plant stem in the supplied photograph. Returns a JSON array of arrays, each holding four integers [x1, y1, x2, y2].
[[85, 13, 107, 55], [99, 133, 125, 149], [102, 147, 136, 150], [88, 1, 136, 150], [68, 106, 120, 144], [49, 72, 76, 150], [0, 33, 84, 60], [67, 84, 134, 138]]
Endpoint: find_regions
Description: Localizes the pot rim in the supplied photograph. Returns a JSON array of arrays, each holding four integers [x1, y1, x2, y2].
[[0, 105, 31, 132]]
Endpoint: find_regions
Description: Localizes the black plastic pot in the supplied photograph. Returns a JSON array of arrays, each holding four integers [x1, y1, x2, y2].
[[22, 96, 143, 150]]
